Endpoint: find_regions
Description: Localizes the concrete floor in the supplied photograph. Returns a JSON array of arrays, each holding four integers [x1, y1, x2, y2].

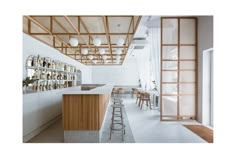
[[28, 95, 206, 143]]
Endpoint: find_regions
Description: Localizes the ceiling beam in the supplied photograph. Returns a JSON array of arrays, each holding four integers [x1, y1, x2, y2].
[[124, 16, 134, 47], [64, 16, 91, 49], [26, 16, 75, 54], [28, 32, 134, 35], [103, 16, 113, 63], [122, 16, 142, 65], [79, 17, 94, 41], [53, 17, 70, 34], [54, 45, 128, 49]]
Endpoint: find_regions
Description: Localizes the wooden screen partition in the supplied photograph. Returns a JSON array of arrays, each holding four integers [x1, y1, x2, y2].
[[160, 17, 197, 121], [62, 94, 110, 130]]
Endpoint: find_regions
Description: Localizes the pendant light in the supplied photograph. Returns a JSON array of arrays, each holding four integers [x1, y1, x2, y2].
[[81, 48, 88, 55], [93, 37, 101, 46], [115, 59, 120, 64], [116, 37, 124, 46], [116, 55, 121, 60], [69, 37, 79, 47], [104, 60, 108, 64], [102, 55, 108, 60], [99, 48, 106, 55], [116, 48, 122, 55], [92, 60, 97, 64], [88, 55, 93, 60]]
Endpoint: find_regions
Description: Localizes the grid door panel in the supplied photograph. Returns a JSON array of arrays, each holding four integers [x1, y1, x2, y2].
[[161, 17, 197, 121]]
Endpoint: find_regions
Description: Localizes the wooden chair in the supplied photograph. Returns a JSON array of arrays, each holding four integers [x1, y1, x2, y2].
[[140, 92, 152, 110], [131, 88, 138, 98], [136, 90, 142, 106]]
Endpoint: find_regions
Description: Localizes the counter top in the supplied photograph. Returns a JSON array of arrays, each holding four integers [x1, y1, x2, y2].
[[63, 84, 113, 94]]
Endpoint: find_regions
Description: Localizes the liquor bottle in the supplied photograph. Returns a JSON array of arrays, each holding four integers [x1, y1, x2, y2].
[[47, 73, 50, 80], [43, 58, 46, 67], [48, 62, 51, 68], [31, 57, 34, 66], [37, 55, 41, 67], [52, 61, 55, 69]]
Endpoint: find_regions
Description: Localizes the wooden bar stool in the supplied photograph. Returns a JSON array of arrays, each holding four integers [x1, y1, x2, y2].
[[109, 103, 125, 141]]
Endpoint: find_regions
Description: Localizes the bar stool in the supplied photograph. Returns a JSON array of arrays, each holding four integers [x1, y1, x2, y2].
[[109, 103, 125, 141]]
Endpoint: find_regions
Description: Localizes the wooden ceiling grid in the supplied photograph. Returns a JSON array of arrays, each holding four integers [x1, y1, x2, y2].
[[23, 15, 141, 65]]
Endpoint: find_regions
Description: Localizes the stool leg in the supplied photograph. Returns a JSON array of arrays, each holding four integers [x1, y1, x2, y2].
[[109, 107, 115, 140]]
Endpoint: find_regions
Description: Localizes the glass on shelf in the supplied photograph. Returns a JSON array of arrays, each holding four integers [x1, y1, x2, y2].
[[60, 62, 65, 71], [52, 60, 56, 69], [54, 60, 61, 70], [26, 55, 33, 67]]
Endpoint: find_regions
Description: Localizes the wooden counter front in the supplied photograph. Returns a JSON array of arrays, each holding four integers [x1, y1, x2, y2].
[[62, 94, 110, 130]]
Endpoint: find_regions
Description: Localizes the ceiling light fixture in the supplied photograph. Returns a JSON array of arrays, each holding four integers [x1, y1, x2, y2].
[[88, 55, 93, 60], [92, 60, 97, 64], [102, 55, 108, 60], [116, 48, 122, 55], [81, 48, 88, 55], [99, 48, 106, 55], [93, 37, 101, 46], [104, 60, 108, 64], [69, 37, 79, 47], [116, 37, 124, 46]]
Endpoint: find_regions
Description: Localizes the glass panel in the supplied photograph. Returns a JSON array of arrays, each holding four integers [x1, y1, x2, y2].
[[180, 61, 195, 70], [180, 46, 195, 59], [180, 71, 195, 82], [162, 71, 178, 82], [179, 84, 195, 94], [162, 19, 178, 44], [179, 96, 195, 116], [162, 96, 177, 115], [180, 19, 196, 44], [162, 84, 177, 95], [162, 46, 178, 60], [163, 61, 178, 70]]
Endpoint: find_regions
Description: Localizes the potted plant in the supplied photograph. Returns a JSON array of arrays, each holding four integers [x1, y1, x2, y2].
[[22, 77, 37, 93]]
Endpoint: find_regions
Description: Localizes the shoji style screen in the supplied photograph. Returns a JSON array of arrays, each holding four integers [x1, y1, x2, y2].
[[160, 17, 197, 120]]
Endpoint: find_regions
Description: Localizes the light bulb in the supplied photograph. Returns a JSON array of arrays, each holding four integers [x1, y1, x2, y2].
[[102, 55, 108, 60], [69, 38, 79, 47], [116, 48, 122, 55], [116, 37, 124, 46], [88, 55, 93, 60], [93, 60, 97, 64], [93, 37, 101, 46], [99, 48, 106, 55], [81, 48, 88, 55]]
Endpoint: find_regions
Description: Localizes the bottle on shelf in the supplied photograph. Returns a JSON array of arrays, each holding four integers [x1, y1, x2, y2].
[[52, 61, 55, 69], [43, 58, 47, 67], [37, 55, 41, 67], [47, 72, 51, 80], [31, 57, 34, 66]]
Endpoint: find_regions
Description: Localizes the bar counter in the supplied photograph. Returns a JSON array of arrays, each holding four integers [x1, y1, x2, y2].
[[62, 84, 113, 142]]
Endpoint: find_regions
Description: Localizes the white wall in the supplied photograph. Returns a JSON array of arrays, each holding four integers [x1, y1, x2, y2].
[[23, 33, 92, 142], [23, 33, 92, 83], [91, 60, 139, 86], [197, 16, 213, 122]]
